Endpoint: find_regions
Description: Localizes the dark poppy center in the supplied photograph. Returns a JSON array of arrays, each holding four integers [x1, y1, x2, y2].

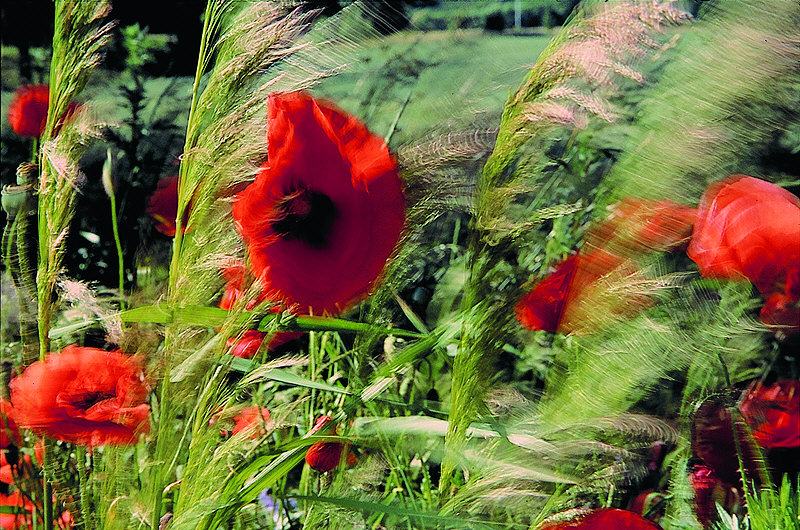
[[72, 391, 115, 411], [271, 187, 337, 247]]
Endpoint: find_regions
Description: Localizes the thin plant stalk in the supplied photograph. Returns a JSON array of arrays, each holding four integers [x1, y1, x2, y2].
[[103, 149, 126, 310], [150, 4, 215, 527], [76, 445, 93, 529]]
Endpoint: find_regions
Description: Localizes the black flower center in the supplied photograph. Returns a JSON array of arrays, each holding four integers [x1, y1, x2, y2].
[[271, 187, 337, 247], [72, 391, 115, 411]]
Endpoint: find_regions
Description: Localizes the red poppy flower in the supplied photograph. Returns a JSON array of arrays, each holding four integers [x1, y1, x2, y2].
[[233, 91, 405, 316], [517, 198, 694, 334], [146, 175, 191, 237], [516, 255, 579, 332], [540, 508, 663, 529], [305, 441, 345, 473], [516, 248, 646, 334], [226, 330, 266, 359], [759, 292, 800, 334], [587, 198, 696, 255], [7, 84, 79, 138], [9, 345, 151, 447], [0, 399, 20, 449], [739, 379, 799, 448], [688, 175, 800, 331], [218, 264, 303, 351], [7, 84, 50, 138], [1, 454, 31, 486], [231, 406, 271, 438], [57, 510, 74, 530], [626, 490, 665, 523], [219, 264, 260, 312]]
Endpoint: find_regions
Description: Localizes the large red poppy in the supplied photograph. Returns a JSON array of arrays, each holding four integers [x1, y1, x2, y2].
[[517, 198, 694, 334], [232, 91, 405, 316], [739, 379, 799, 448], [687, 175, 800, 332], [539, 508, 663, 529], [9, 345, 150, 447]]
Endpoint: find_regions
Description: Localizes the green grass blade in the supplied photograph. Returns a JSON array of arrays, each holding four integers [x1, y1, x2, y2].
[[292, 495, 515, 529]]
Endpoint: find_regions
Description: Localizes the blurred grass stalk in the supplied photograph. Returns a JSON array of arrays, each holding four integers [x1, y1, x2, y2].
[[34, 3, 113, 528], [438, 0, 692, 499]]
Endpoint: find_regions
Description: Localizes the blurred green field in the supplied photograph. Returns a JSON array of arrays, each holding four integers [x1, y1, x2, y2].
[[2, 30, 551, 160], [313, 30, 552, 146]]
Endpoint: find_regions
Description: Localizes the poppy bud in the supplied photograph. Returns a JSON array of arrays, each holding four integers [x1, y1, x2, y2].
[[304, 415, 357, 472], [305, 439, 344, 473]]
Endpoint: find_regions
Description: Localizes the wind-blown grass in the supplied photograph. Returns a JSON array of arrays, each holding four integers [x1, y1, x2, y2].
[[440, 0, 690, 498]]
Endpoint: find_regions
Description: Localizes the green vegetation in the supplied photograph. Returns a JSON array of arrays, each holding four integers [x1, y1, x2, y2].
[[1, 1, 798, 529]]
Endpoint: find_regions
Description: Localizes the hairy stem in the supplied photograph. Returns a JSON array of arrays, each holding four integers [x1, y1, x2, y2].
[[152, 4, 215, 528], [108, 169, 126, 310]]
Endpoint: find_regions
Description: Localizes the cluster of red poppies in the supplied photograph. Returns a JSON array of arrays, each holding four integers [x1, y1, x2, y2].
[[689, 378, 799, 527], [3, 90, 401, 488], [534, 379, 799, 530], [515, 177, 799, 528], [516, 175, 800, 336]]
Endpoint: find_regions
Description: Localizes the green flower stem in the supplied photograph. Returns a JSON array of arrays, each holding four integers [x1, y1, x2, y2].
[[41, 438, 55, 530], [105, 150, 126, 310], [2, 214, 38, 364], [152, 4, 214, 527], [76, 445, 93, 529]]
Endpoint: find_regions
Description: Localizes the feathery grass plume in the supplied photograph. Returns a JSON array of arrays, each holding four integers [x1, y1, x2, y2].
[[36, 2, 114, 360], [29, 5, 113, 529], [144, 3, 405, 527], [399, 126, 499, 219], [149, 2, 314, 524], [439, 0, 689, 496], [55, 279, 123, 345], [604, 0, 800, 204]]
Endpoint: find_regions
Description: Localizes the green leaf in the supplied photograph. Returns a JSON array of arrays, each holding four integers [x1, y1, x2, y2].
[[242, 367, 350, 394], [109, 304, 423, 337], [285, 314, 425, 338], [291, 495, 515, 529]]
